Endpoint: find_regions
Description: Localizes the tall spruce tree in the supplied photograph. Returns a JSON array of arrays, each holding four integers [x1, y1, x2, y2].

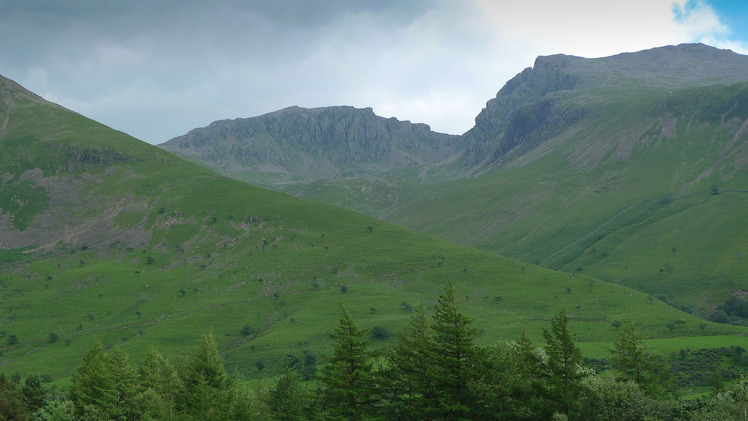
[[610, 317, 647, 385], [136, 347, 179, 419], [542, 308, 584, 416], [430, 282, 481, 419], [177, 330, 236, 419], [318, 304, 379, 420], [384, 303, 435, 420], [108, 347, 138, 420], [70, 339, 118, 418]]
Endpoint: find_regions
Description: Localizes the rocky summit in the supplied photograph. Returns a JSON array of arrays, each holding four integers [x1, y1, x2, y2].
[[160, 105, 460, 185]]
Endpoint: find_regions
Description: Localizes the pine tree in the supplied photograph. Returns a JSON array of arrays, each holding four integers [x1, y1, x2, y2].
[[135, 347, 179, 419], [610, 317, 647, 385], [70, 339, 118, 418], [542, 308, 584, 415], [610, 317, 673, 397], [318, 304, 379, 420], [177, 331, 235, 419], [430, 282, 481, 419], [267, 360, 312, 420], [384, 303, 435, 420], [108, 347, 137, 420]]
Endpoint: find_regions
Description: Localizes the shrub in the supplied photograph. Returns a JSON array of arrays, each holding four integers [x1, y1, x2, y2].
[[370, 326, 390, 340]]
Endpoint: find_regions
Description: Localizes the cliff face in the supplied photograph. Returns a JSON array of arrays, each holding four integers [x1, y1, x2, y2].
[[161, 105, 460, 184], [461, 43, 748, 168]]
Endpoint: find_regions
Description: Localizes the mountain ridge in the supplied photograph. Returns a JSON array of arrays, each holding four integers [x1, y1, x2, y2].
[[161, 43, 748, 176], [161, 104, 460, 186], [462, 43, 748, 167]]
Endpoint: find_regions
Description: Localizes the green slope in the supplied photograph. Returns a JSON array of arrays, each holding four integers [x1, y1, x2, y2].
[[1, 75, 747, 383]]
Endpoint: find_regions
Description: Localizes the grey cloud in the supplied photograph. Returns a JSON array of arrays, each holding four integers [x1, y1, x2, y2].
[[2, 1, 725, 144], [0, 1, 515, 142]]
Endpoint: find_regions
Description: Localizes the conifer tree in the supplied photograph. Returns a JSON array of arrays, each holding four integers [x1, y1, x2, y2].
[[385, 303, 435, 420], [138, 346, 180, 418], [267, 360, 312, 420], [70, 341, 139, 420], [542, 308, 584, 415], [610, 317, 647, 385], [70, 339, 117, 418], [610, 317, 673, 397], [177, 330, 235, 419], [108, 347, 138, 420], [512, 330, 555, 419], [430, 282, 481, 419], [318, 304, 379, 420], [140, 347, 177, 393]]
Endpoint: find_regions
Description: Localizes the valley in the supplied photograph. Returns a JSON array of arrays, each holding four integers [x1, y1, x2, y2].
[[2, 43, 748, 419]]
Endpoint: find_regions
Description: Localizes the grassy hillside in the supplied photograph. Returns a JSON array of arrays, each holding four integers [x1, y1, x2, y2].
[[1, 75, 748, 384]]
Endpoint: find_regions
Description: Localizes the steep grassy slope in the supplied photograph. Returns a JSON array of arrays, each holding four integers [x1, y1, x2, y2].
[[2, 74, 747, 383]]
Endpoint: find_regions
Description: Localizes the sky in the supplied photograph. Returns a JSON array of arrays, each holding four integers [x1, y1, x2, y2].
[[2, 0, 748, 144]]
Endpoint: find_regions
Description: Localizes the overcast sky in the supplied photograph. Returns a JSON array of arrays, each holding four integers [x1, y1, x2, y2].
[[2, 0, 748, 144]]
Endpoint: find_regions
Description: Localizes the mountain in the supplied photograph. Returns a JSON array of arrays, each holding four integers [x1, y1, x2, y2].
[[160, 105, 461, 186], [4, 73, 735, 382], [383, 44, 748, 313], [462, 43, 748, 168], [159, 44, 748, 316]]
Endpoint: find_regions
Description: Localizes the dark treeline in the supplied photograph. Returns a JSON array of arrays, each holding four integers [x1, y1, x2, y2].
[[3, 283, 748, 420]]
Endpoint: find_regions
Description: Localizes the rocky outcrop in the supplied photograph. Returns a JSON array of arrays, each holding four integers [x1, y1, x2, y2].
[[461, 43, 748, 168], [161, 106, 460, 184]]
